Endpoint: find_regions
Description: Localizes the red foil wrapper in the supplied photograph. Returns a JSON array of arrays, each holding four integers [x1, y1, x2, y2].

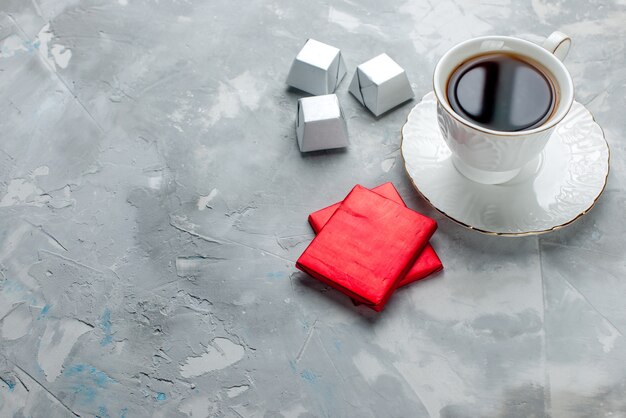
[[308, 182, 443, 287], [296, 185, 438, 311]]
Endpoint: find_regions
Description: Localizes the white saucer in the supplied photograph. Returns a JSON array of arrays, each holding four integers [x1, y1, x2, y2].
[[401, 92, 610, 236]]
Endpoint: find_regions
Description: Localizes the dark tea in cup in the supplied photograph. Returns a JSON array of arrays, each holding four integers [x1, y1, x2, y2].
[[446, 53, 556, 132]]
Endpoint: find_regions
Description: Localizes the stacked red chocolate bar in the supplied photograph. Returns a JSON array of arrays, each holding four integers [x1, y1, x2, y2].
[[296, 183, 442, 311]]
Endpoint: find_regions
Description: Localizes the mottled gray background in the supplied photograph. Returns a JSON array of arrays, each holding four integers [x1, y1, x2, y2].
[[0, 0, 625, 417]]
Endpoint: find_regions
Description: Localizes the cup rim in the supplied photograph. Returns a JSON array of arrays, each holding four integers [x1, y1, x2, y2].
[[433, 35, 574, 137]]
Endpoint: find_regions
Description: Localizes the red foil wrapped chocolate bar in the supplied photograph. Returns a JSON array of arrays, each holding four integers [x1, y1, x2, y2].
[[296, 185, 438, 311], [308, 182, 443, 287]]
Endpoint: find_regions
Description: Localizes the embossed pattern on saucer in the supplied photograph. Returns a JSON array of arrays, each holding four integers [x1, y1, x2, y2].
[[401, 92, 610, 236]]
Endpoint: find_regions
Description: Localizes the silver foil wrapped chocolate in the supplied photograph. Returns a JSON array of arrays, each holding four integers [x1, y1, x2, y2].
[[296, 94, 349, 152], [349, 53, 414, 116], [287, 39, 347, 96]]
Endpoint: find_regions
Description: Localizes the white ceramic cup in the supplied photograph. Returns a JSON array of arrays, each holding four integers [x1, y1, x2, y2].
[[433, 32, 574, 184]]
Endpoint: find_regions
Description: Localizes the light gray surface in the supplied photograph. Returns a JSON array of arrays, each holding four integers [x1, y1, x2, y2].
[[0, 0, 624, 417]]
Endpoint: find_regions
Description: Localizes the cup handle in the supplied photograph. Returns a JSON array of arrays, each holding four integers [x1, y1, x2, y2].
[[542, 31, 571, 61]]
